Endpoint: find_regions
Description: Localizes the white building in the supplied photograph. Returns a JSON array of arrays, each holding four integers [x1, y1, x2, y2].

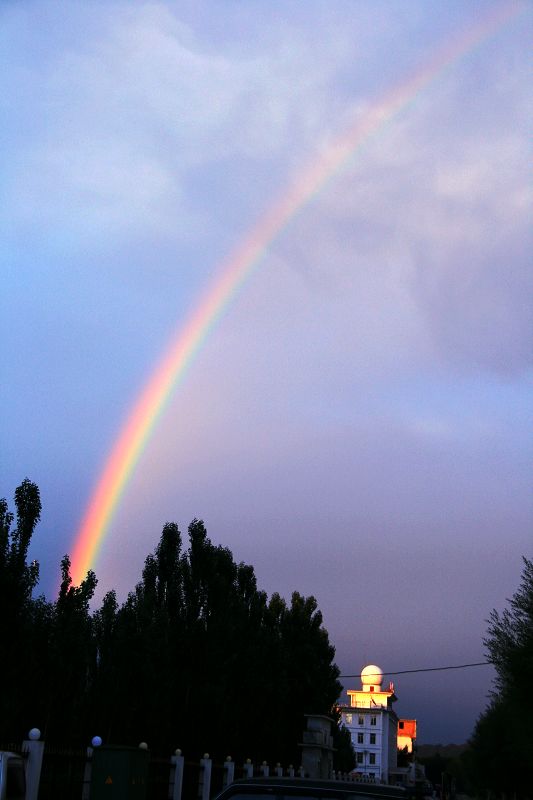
[[338, 664, 399, 783]]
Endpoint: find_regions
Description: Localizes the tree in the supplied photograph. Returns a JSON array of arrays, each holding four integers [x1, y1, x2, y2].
[[332, 719, 355, 772], [0, 481, 344, 761], [0, 479, 42, 740], [0, 478, 100, 742], [0, 478, 41, 614], [485, 557, 533, 702], [43, 555, 98, 741], [396, 745, 410, 768], [466, 557, 533, 797]]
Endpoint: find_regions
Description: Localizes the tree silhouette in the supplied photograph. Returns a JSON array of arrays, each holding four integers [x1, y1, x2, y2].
[[0, 479, 42, 740], [0, 480, 345, 765], [466, 557, 533, 797]]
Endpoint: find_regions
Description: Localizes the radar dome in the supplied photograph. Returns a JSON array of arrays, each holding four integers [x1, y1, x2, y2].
[[361, 664, 383, 686]]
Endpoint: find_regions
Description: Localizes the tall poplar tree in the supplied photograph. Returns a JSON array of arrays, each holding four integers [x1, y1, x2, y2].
[[467, 558, 533, 797], [0, 480, 346, 766], [0, 479, 42, 740]]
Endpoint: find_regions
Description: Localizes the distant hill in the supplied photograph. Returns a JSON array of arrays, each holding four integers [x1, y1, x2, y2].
[[417, 743, 468, 758]]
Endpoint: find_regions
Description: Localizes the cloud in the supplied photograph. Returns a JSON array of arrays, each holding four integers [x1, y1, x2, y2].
[[4, 1, 529, 385], [269, 62, 532, 377], [2, 1, 355, 248]]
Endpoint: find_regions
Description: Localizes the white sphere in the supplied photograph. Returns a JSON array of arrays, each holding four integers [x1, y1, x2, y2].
[[28, 728, 41, 741], [361, 664, 383, 685], [139, 742, 148, 750], [91, 736, 103, 748]]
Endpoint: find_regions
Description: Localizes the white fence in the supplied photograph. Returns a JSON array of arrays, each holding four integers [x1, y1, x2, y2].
[[9, 721, 376, 799], [11, 728, 341, 800]]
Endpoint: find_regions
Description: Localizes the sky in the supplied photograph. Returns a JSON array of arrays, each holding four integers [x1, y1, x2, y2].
[[1, 0, 531, 745]]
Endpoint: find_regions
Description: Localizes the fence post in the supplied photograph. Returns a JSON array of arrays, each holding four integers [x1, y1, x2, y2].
[[169, 749, 184, 800], [224, 756, 235, 787], [199, 753, 212, 800], [21, 728, 44, 800], [275, 763, 283, 778], [82, 736, 102, 800], [82, 746, 93, 800], [242, 759, 253, 778], [298, 766, 305, 778], [288, 765, 295, 778], [260, 761, 269, 777]]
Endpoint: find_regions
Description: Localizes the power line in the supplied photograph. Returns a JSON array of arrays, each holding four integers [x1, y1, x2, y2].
[[339, 661, 493, 679]]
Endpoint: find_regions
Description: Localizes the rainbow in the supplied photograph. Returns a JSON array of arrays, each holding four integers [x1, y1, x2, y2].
[[70, 3, 522, 586]]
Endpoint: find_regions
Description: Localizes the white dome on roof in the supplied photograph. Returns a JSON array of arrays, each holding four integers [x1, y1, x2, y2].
[[361, 665, 383, 685]]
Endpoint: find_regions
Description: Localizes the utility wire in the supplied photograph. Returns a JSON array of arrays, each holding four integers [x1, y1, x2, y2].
[[339, 661, 493, 679]]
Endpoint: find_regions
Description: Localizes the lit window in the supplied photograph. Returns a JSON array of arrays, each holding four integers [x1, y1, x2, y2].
[[358, 716, 364, 725], [370, 716, 377, 726], [369, 754, 376, 765], [357, 753, 363, 764], [370, 734, 376, 744], [357, 733, 363, 744], [345, 713, 352, 724]]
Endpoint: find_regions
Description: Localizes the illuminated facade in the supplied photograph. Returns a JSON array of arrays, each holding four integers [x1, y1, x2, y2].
[[397, 719, 417, 754], [338, 665, 399, 783]]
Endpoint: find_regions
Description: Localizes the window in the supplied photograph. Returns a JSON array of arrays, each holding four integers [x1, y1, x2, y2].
[[370, 733, 376, 744], [370, 716, 377, 726], [369, 753, 376, 765], [399, 721, 404, 729], [358, 715, 364, 725], [357, 733, 363, 744], [345, 713, 352, 724], [356, 753, 363, 764]]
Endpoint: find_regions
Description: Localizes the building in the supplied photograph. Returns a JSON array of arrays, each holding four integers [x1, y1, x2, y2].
[[397, 719, 417, 754], [338, 664, 399, 783]]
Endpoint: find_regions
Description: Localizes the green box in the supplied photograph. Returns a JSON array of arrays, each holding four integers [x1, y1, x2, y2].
[[89, 746, 149, 800]]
